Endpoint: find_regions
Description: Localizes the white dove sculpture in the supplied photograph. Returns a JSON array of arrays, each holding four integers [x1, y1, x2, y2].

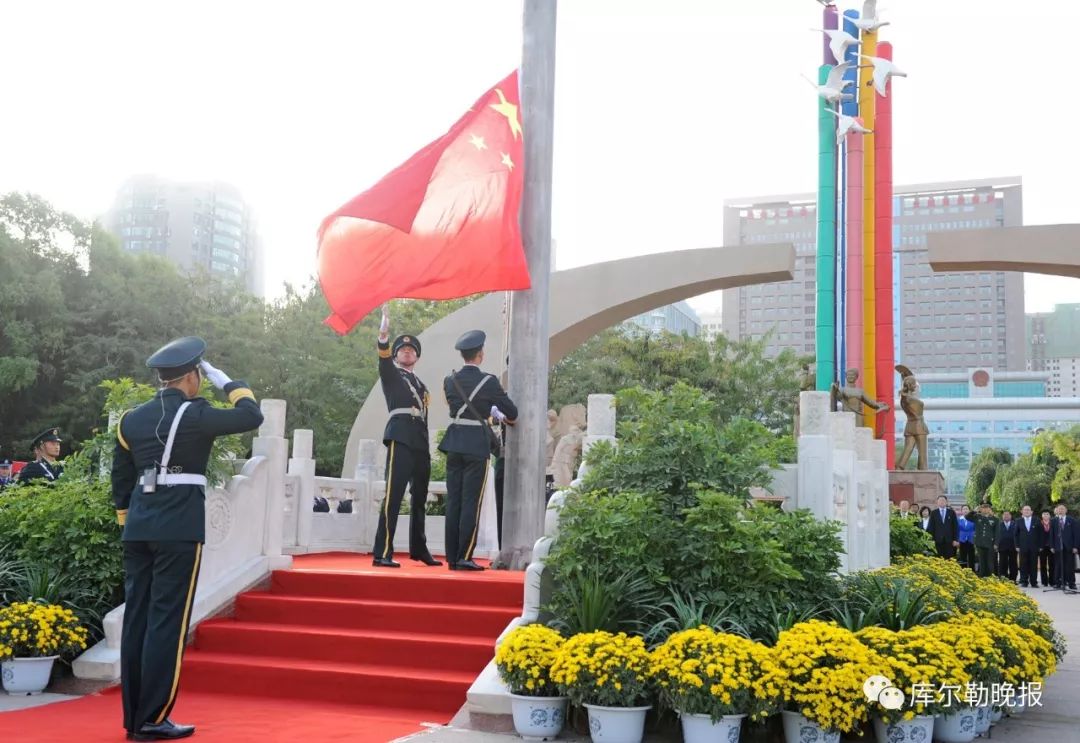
[[850, 0, 890, 33], [828, 109, 872, 144], [803, 61, 857, 104], [858, 54, 907, 96], [813, 28, 860, 65]]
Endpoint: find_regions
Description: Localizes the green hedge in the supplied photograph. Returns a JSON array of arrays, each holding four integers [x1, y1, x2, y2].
[[0, 479, 123, 642]]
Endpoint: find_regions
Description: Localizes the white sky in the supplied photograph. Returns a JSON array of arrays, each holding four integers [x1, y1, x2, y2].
[[3, 0, 1079, 317]]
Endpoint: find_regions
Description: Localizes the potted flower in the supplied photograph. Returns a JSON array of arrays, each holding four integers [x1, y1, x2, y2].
[[650, 626, 772, 743], [0, 602, 89, 695], [758, 620, 884, 743], [925, 615, 1006, 738], [856, 626, 970, 743], [977, 615, 1056, 718], [495, 623, 568, 740], [550, 630, 652, 743]]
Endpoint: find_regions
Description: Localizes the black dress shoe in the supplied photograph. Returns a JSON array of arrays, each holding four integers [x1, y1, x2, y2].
[[455, 559, 485, 571], [411, 554, 443, 566], [372, 558, 401, 568], [132, 719, 195, 741]]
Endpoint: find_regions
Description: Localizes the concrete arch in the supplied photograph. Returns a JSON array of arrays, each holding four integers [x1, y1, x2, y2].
[[928, 225, 1080, 279], [342, 243, 795, 475]]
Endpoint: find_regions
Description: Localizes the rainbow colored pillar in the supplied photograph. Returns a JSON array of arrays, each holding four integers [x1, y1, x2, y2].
[[875, 42, 896, 465], [815, 62, 838, 392], [845, 130, 864, 379], [860, 29, 878, 407]]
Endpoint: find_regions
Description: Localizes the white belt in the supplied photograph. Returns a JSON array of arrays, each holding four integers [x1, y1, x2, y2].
[[138, 474, 208, 487], [450, 419, 483, 427], [389, 407, 424, 418]]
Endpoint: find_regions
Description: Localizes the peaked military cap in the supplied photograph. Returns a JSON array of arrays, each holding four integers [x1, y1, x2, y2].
[[146, 336, 207, 379], [454, 329, 486, 352], [392, 334, 421, 357], [31, 428, 62, 449]]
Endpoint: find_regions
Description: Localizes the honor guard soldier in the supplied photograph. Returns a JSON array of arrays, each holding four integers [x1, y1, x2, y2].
[[111, 337, 263, 741], [17, 428, 64, 484], [439, 330, 517, 571], [371, 306, 441, 568]]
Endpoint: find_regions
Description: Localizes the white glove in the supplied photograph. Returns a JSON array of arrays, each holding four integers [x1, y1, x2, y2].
[[379, 305, 390, 341], [490, 405, 507, 423], [199, 360, 232, 390]]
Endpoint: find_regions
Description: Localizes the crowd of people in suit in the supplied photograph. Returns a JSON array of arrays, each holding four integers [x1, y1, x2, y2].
[[897, 497, 1079, 590]]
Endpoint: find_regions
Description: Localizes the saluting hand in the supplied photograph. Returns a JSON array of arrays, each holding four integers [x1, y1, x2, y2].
[[379, 305, 390, 342], [199, 360, 232, 390]]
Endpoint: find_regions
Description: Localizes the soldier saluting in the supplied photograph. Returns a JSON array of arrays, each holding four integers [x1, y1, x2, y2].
[[371, 306, 440, 568], [111, 337, 263, 741]]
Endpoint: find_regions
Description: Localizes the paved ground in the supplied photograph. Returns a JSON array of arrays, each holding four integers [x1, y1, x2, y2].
[[400, 584, 1080, 743], [0, 692, 77, 712]]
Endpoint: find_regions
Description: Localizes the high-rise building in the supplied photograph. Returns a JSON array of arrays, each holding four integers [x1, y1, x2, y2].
[[697, 309, 723, 341], [625, 301, 701, 336], [105, 175, 263, 296], [902, 367, 1080, 497], [1027, 303, 1080, 396], [721, 177, 1024, 373]]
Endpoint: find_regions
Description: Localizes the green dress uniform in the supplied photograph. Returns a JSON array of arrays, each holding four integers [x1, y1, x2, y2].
[[111, 337, 263, 740], [371, 334, 440, 567], [973, 511, 1000, 578], [439, 330, 517, 571], [17, 428, 65, 484]]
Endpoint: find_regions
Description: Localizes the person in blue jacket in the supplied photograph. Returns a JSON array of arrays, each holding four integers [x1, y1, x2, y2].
[[957, 504, 976, 572]]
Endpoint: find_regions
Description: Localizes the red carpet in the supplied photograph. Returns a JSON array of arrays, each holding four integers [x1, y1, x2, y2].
[[1, 553, 523, 742]]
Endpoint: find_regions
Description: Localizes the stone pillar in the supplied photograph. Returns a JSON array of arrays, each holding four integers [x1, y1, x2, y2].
[[288, 429, 316, 550], [870, 439, 891, 568], [852, 427, 874, 573], [353, 438, 382, 552], [252, 399, 290, 569], [829, 411, 857, 574], [579, 394, 616, 480], [796, 392, 833, 521]]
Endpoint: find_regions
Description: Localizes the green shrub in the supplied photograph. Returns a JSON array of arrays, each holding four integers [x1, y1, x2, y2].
[[545, 489, 843, 644], [581, 384, 787, 516], [0, 479, 123, 642], [889, 513, 934, 561]]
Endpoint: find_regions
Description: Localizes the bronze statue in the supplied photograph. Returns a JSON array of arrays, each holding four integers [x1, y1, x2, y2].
[[895, 365, 929, 470], [830, 368, 890, 430]]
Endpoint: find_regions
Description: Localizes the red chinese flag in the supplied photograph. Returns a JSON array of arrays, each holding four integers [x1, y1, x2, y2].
[[317, 70, 531, 334]]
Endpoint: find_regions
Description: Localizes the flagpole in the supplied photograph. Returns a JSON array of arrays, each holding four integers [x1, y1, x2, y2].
[[501, 0, 556, 569]]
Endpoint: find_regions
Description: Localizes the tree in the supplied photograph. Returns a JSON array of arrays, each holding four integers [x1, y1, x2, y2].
[[964, 447, 1012, 508], [549, 328, 808, 434], [1, 191, 470, 474]]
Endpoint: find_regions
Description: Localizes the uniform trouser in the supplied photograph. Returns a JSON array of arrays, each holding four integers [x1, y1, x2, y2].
[[121, 541, 203, 733], [1055, 549, 1078, 588], [996, 549, 1018, 581], [957, 543, 975, 571], [975, 546, 994, 577], [1039, 547, 1056, 586], [373, 441, 431, 560], [1019, 548, 1040, 585], [445, 452, 488, 565], [494, 458, 505, 549]]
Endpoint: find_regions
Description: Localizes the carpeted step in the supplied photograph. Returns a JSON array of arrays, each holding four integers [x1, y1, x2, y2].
[[181, 651, 473, 717], [234, 592, 519, 637], [272, 569, 521, 607], [194, 620, 494, 673]]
